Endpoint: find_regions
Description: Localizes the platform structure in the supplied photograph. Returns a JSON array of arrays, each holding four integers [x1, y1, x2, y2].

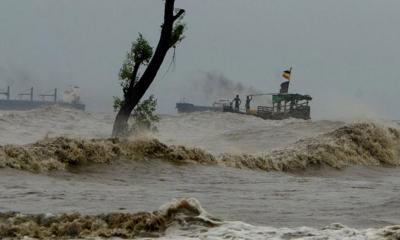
[[224, 93, 312, 120]]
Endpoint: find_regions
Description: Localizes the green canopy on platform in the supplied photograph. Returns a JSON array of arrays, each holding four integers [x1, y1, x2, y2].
[[272, 94, 312, 104]]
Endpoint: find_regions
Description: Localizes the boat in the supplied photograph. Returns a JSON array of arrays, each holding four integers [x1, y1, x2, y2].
[[0, 86, 85, 111], [176, 68, 312, 120], [176, 93, 312, 120]]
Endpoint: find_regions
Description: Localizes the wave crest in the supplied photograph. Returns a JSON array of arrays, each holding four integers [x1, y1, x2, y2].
[[1, 198, 400, 240], [0, 122, 399, 172], [0, 198, 221, 239], [0, 137, 216, 172], [219, 122, 400, 171]]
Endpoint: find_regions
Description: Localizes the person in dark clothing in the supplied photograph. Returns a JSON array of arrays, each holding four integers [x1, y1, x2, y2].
[[233, 94, 241, 112], [245, 95, 252, 112]]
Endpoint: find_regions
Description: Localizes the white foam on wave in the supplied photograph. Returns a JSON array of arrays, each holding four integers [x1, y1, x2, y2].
[[159, 221, 400, 240]]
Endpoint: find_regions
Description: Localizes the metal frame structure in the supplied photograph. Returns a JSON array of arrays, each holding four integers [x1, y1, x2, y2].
[[224, 93, 312, 120], [0, 86, 10, 100], [39, 88, 57, 102]]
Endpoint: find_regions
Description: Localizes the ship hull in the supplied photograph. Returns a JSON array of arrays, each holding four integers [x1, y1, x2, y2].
[[176, 103, 222, 113], [0, 100, 85, 111], [223, 105, 311, 120]]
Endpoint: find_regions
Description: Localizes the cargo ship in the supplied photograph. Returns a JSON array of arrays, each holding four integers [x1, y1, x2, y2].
[[0, 86, 85, 111]]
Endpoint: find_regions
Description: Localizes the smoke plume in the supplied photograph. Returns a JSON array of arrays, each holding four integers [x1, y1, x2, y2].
[[186, 71, 260, 104]]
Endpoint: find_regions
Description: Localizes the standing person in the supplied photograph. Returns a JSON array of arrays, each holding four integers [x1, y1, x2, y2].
[[245, 95, 253, 112], [233, 94, 241, 112]]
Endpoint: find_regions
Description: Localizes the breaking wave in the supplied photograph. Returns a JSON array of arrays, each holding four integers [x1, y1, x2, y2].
[[0, 137, 215, 172], [0, 198, 221, 239], [0, 122, 399, 172], [220, 121, 400, 171], [177, 222, 400, 240], [0, 198, 399, 240]]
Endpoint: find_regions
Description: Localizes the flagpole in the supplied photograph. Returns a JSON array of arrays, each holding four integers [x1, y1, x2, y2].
[[288, 67, 292, 93]]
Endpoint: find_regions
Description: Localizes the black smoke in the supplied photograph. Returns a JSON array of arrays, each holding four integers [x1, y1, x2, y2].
[[193, 71, 260, 101]]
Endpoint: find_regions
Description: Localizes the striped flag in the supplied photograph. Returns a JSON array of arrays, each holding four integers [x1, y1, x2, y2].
[[282, 68, 292, 80]]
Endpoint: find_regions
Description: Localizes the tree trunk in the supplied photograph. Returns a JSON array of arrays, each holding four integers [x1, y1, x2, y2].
[[112, 0, 183, 137]]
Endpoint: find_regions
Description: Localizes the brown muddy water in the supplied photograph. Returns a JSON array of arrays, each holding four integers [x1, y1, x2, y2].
[[0, 107, 400, 239], [1, 162, 400, 228]]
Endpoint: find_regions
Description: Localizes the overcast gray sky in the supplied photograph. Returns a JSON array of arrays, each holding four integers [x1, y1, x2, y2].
[[1, 0, 399, 119]]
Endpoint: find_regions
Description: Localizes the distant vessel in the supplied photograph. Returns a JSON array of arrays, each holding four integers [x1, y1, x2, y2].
[[176, 99, 229, 113], [0, 86, 85, 111]]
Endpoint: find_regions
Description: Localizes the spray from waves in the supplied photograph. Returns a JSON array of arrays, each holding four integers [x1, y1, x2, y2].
[[1, 198, 399, 240], [0, 198, 221, 239], [0, 122, 399, 173], [0, 105, 112, 145]]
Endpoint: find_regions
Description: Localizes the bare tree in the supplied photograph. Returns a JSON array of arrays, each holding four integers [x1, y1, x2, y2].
[[112, 0, 185, 136]]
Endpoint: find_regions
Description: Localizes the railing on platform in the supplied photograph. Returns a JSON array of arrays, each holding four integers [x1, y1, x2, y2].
[[257, 106, 273, 113]]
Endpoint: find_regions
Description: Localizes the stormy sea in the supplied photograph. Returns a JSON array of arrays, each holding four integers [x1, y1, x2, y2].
[[0, 106, 400, 239]]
